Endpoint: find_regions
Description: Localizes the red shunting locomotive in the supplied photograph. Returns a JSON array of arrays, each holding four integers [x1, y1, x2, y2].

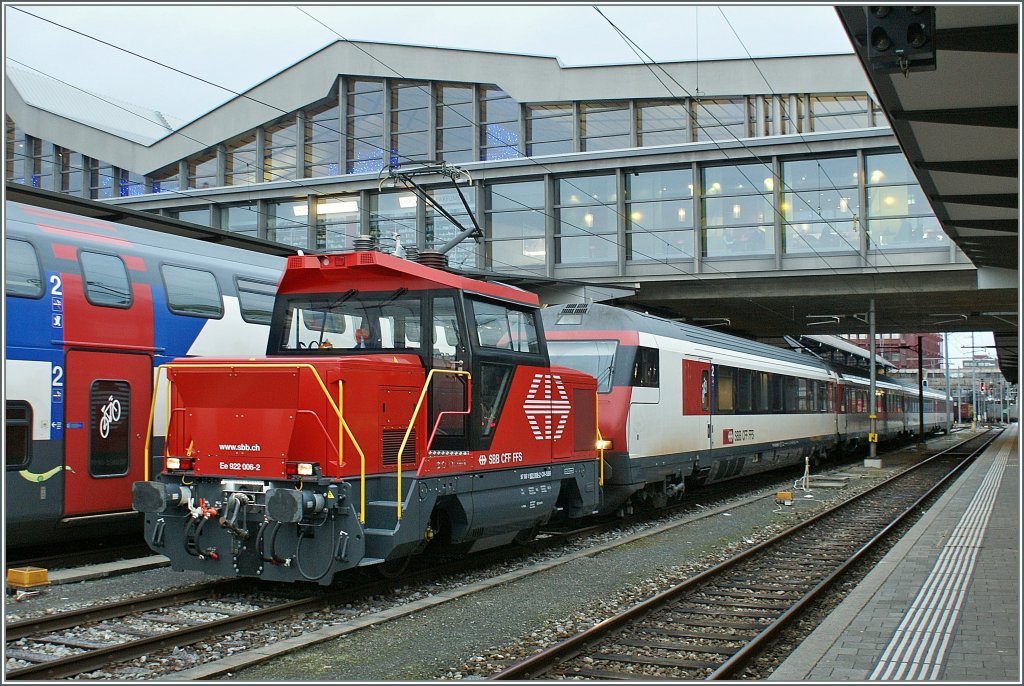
[[132, 250, 602, 584]]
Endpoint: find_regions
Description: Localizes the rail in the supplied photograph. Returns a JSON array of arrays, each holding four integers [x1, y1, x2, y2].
[[395, 368, 472, 520], [144, 363, 369, 523], [490, 429, 999, 680]]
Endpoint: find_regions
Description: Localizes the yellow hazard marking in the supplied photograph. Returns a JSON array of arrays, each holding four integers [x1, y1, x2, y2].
[[18, 465, 73, 483], [327, 490, 335, 499]]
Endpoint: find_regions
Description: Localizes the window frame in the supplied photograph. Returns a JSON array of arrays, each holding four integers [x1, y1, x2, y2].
[[5, 237, 44, 298], [160, 263, 225, 319], [79, 250, 133, 309]]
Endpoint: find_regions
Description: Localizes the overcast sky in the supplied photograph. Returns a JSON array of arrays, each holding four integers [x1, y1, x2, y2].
[[1, 3, 1004, 355], [5, 3, 854, 120]]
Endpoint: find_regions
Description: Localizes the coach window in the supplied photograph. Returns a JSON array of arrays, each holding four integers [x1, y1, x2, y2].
[[236, 278, 277, 325], [89, 380, 130, 477], [735, 368, 753, 414], [161, 264, 224, 318], [80, 251, 132, 308], [5, 238, 43, 298], [6, 401, 32, 470], [715, 366, 735, 414], [631, 347, 659, 388]]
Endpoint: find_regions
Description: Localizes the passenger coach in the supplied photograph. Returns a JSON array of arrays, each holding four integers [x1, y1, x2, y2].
[[5, 198, 283, 546]]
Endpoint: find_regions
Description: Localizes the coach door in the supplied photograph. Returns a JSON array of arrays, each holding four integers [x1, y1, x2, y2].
[[63, 350, 152, 516], [683, 358, 712, 451]]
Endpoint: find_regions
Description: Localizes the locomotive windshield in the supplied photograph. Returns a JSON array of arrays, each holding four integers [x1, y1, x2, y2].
[[546, 339, 617, 393], [271, 289, 424, 352]]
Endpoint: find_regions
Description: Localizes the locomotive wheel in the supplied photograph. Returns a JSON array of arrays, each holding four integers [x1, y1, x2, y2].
[[513, 524, 539, 545], [376, 554, 413, 579]]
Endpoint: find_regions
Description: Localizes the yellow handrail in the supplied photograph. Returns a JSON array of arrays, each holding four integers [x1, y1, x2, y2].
[[144, 362, 368, 523], [395, 368, 472, 520]]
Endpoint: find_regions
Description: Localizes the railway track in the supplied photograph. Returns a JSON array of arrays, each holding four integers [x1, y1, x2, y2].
[[491, 429, 1000, 681], [3, 433, 969, 680]]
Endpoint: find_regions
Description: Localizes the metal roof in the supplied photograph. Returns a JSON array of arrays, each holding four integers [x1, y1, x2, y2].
[[6, 65, 184, 145], [836, 6, 1020, 385]]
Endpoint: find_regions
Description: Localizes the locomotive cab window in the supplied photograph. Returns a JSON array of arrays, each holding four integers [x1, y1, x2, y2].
[[5, 238, 43, 298], [161, 264, 224, 318], [80, 251, 132, 308], [468, 299, 540, 355], [89, 380, 131, 477], [273, 290, 423, 352], [5, 401, 32, 470]]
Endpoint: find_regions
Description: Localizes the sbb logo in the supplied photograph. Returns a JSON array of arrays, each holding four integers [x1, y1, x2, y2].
[[723, 429, 735, 445], [524, 373, 570, 440]]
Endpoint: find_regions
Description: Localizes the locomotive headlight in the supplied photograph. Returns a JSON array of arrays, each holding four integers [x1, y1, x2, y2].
[[165, 457, 193, 470], [285, 462, 316, 476], [596, 439, 612, 450]]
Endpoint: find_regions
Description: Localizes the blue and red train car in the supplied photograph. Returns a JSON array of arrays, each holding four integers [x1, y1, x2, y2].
[[5, 197, 282, 546]]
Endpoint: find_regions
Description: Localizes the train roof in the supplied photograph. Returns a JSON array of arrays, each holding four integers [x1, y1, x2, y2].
[[5, 198, 285, 273], [542, 303, 831, 372], [279, 251, 541, 307]]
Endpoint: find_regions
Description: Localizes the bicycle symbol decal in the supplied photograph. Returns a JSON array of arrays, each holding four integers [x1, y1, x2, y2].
[[99, 395, 122, 439]]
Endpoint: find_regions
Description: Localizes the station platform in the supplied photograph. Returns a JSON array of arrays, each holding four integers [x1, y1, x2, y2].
[[771, 425, 1019, 682]]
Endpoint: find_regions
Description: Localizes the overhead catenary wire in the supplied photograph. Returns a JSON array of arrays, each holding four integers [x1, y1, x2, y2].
[[593, 5, 941, 333], [9, 6, 931, 329]]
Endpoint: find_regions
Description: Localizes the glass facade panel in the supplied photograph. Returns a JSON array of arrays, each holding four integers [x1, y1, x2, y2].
[[4, 117, 17, 182], [784, 221, 860, 254], [581, 102, 630, 152], [390, 81, 430, 164], [188, 150, 217, 189], [119, 170, 146, 197], [811, 94, 869, 132], [150, 164, 179, 194], [371, 192, 418, 253], [267, 199, 309, 248], [627, 168, 694, 261], [637, 101, 688, 146], [59, 149, 86, 195], [480, 86, 519, 160], [702, 162, 775, 257], [527, 103, 573, 156], [426, 187, 478, 267], [171, 207, 212, 227], [486, 180, 545, 268], [437, 83, 474, 163], [304, 100, 340, 178], [226, 132, 258, 185], [264, 116, 297, 182], [556, 174, 616, 264], [866, 152, 940, 250], [89, 159, 116, 199], [223, 204, 259, 237], [315, 195, 361, 250], [347, 79, 385, 173], [693, 98, 747, 142], [559, 175, 616, 204], [781, 156, 859, 256]]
